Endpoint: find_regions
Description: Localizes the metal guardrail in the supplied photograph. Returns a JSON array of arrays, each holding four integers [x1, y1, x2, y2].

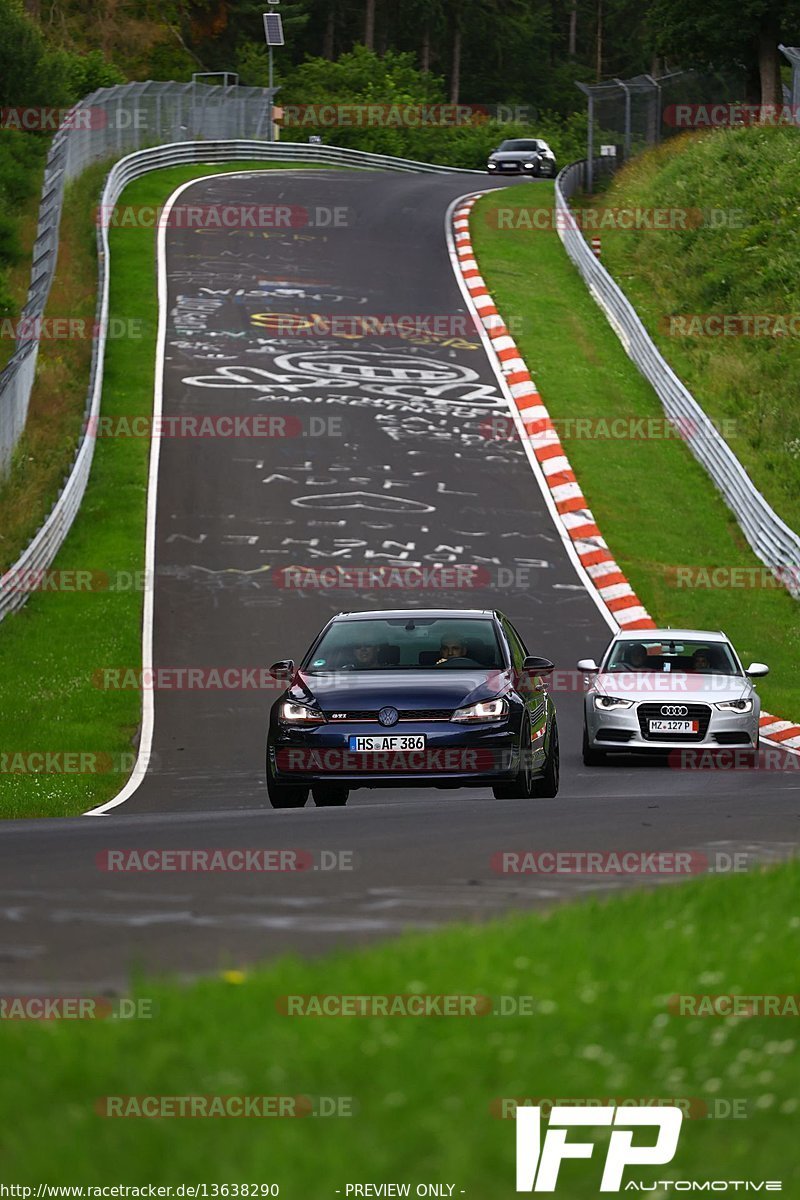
[[0, 80, 283, 471], [0, 131, 483, 621], [555, 158, 800, 598]]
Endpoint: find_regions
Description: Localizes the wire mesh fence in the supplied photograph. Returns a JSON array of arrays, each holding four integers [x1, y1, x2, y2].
[[779, 45, 800, 111], [556, 159, 800, 597], [576, 68, 749, 191], [0, 80, 280, 474]]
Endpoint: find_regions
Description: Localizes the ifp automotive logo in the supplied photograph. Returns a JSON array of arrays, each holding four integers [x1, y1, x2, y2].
[[515, 1105, 682, 1192], [514, 1105, 783, 1191]]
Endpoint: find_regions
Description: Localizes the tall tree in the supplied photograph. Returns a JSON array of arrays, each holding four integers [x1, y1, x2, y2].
[[449, 11, 461, 102], [364, 0, 375, 49], [647, 0, 798, 105]]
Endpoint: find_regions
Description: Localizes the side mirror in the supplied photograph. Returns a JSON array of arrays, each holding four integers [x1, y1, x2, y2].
[[523, 655, 554, 674], [270, 659, 295, 680], [577, 658, 598, 672], [746, 662, 769, 677]]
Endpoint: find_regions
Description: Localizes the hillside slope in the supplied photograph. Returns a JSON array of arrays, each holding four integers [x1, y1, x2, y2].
[[588, 126, 800, 535]]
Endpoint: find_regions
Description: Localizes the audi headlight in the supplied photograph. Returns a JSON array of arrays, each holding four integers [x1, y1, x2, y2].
[[279, 701, 325, 724], [715, 699, 753, 713], [594, 695, 634, 710], [451, 698, 509, 723]]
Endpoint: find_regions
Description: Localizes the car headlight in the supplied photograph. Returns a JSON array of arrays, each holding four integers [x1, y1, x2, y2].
[[487, 161, 497, 169], [279, 701, 325, 723], [451, 698, 509, 723], [715, 699, 753, 713], [523, 161, 536, 169], [594, 695, 634, 710]]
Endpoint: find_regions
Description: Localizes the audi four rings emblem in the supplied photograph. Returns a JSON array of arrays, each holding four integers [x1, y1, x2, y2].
[[661, 705, 688, 717]]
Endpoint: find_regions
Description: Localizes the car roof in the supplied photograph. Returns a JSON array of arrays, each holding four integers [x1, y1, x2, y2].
[[334, 609, 497, 622], [612, 628, 729, 642]]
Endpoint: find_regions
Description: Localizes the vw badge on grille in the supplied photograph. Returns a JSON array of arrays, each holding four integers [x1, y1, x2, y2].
[[378, 706, 399, 727]]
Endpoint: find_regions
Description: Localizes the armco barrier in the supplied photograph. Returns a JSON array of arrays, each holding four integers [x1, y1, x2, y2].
[[0, 129, 482, 623], [555, 158, 800, 599]]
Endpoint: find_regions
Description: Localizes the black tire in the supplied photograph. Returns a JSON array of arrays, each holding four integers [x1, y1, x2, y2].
[[740, 737, 760, 769], [582, 724, 606, 766], [493, 719, 534, 799], [266, 752, 308, 809], [267, 782, 308, 809], [312, 785, 350, 807], [532, 721, 560, 798]]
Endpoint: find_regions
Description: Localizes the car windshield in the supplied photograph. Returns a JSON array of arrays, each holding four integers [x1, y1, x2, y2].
[[498, 139, 542, 152], [603, 639, 741, 676], [302, 617, 505, 672]]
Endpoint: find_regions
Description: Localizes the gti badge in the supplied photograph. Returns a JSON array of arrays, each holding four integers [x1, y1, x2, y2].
[[378, 706, 399, 727]]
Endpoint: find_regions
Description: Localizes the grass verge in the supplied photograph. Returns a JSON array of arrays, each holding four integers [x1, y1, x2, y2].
[[471, 184, 800, 717], [577, 127, 800, 534], [0, 858, 797, 1190], [0, 161, 323, 819]]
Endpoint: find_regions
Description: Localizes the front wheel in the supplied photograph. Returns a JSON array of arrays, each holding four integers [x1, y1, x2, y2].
[[740, 737, 760, 769], [493, 719, 534, 799], [312, 785, 350, 807], [532, 722, 559, 797], [582, 725, 606, 766], [266, 752, 309, 808], [267, 782, 309, 809]]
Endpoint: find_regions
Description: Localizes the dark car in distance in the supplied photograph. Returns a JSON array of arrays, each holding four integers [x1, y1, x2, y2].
[[266, 609, 559, 808], [487, 138, 557, 177]]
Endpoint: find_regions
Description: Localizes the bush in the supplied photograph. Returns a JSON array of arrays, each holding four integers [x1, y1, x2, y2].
[[0, 130, 46, 208], [0, 214, 22, 267], [0, 272, 14, 319]]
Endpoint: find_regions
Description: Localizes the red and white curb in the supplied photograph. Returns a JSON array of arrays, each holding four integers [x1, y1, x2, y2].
[[452, 192, 800, 755]]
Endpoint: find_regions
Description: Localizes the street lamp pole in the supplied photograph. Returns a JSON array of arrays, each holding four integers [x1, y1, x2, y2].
[[263, 1, 283, 143]]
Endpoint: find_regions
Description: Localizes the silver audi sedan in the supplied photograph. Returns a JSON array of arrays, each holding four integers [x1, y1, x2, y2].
[[579, 629, 768, 766]]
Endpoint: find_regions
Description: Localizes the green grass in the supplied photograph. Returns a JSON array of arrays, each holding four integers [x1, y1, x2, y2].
[[471, 185, 800, 717], [582, 126, 800, 533], [0, 161, 325, 819], [0, 859, 798, 1191]]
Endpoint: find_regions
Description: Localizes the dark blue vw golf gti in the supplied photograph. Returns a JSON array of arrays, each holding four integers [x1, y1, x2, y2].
[[266, 609, 559, 807]]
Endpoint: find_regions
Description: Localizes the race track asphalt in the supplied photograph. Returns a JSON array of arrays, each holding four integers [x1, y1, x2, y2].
[[1, 170, 797, 993]]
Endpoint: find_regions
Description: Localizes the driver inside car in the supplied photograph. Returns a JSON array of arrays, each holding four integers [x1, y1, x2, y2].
[[339, 641, 381, 670], [436, 636, 470, 665]]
